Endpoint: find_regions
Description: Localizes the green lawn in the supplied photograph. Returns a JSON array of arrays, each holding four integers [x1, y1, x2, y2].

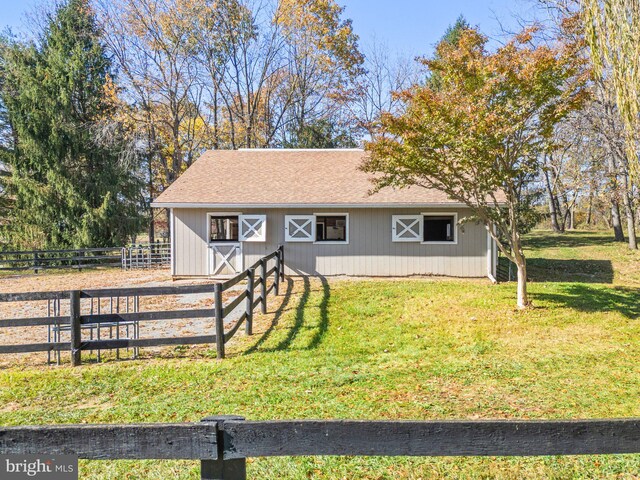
[[1, 230, 640, 478]]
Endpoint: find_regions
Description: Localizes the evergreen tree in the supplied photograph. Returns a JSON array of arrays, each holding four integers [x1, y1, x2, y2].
[[0, 35, 14, 241], [1, 0, 143, 249], [284, 119, 358, 149], [428, 15, 471, 91], [441, 15, 471, 47]]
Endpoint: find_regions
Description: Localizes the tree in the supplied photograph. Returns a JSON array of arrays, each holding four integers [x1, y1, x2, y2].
[[276, 0, 364, 144], [283, 118, 357, 148], [427, 15, 471, 91], [581, 0, 640, 174], [98, 0, 364, 240], [350, 39, 418, 139], [364, 28, 587, 308], [543, 111, 603, 233], [0, 35, 15, 235], [584, 81, 637, 246], [537, 1, 637, 243], [97, 0, 210, 243], [1, 0, 143, 249]]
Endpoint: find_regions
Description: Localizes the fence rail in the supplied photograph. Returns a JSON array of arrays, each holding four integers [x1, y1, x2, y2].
[[121, 243, 171, 269], [1, 416, 639, 479], [0, 246, 285, 364], [0, 243, 170, 273], [496, 252, 515, 282]]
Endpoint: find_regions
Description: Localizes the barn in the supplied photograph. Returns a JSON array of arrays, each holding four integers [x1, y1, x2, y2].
[[151, 149, 499, 279]]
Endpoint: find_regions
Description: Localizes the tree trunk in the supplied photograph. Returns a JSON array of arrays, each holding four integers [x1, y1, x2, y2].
[[511, 236, 529, 309], [605, 152, 625, 242], [569, 206, 575, 230], [622, 194, 637, 249], [515, 258, 528, 309], [586, 192, 593, 225], [148, 212, 155, 244], [611, 201, 625, 242], [621, 170, 637, 249], [543, 167, 563, 233]]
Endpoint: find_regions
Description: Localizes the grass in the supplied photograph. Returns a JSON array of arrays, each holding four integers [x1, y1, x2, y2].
[[1, 230, 640, 478]]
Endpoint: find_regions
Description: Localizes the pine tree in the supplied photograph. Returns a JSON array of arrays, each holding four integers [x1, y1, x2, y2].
[[1, 0, 143, 249], [0, 35, 15, 242], [428, 15, 471, 91]]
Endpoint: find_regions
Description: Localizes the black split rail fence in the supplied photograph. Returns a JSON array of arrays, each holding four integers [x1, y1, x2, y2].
[[0, 246, 285, 364], [0, 416, 639, 479], [0, 242, 171, 273]]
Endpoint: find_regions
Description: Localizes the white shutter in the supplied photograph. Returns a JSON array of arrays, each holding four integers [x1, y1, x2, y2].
[[239, 214, 266, 242], [285, 215, 315, 242], [392, 215, 422, 242]]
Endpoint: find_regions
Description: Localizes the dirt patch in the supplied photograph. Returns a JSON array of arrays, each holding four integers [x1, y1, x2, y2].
[[0, 268, 251, 368]]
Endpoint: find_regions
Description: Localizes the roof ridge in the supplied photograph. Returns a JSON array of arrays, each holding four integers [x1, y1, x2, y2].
[[235, 148, 364, 152]]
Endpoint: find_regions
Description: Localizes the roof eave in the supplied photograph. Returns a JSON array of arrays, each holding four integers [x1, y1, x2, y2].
[[151, 202, 508, 209]]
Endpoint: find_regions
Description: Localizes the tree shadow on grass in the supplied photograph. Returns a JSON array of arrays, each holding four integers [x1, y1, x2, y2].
[[527, 258, 614, 284], [246, 276, 330, 354], [535, 284, 640, 319], [525, 231, 617, 250]]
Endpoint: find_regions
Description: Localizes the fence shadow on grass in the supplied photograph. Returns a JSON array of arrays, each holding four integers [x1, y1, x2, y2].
[[244, 277, 295, 355], [535, 284, 640, 319], [246, 276, 330, 354]]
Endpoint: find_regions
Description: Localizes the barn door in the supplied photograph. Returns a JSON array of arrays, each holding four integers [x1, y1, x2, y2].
[[208, 243, 243, 276]]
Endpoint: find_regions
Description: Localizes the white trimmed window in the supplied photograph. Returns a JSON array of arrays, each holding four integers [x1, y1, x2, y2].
[[285, 214, 349, 243], [285, 215, 315, 242], [392, 213, 458, 244], [209, 215, 239, 242], [422, 212, 458, 244], [392, 215, 422, 242], [239, 214, 266, 242], [315, 214, 348, 243]]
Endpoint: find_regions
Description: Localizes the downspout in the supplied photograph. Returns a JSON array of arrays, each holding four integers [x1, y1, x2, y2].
[[487, 229, 497, 283], [170, 208, 176, 277]]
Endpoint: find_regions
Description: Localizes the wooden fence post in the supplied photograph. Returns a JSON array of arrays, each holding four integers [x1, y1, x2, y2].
[[245, 269, 255, 336], [274, 250, 281, 296], [279, 246, 285, 282], [214, 283, 225, 359], [260, 258, 267, 314], [200, 416, 246, 480], [70, 290, 81, 366], [33, 252, 39, 274]]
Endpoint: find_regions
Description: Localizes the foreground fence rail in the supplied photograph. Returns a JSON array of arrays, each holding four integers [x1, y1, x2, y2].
[[0, 246, 285, 364], [1, 417, 639, 479]]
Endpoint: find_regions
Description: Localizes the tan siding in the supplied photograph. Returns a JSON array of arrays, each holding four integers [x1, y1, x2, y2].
[[173, 209, 208, 276], [172, 207, 488, 277]]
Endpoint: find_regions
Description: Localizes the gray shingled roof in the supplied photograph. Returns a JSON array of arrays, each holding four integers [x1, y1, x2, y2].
[[152, 149, 500, 207]]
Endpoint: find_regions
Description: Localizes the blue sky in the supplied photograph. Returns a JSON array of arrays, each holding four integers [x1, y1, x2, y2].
[[0, 0, 537, 58]]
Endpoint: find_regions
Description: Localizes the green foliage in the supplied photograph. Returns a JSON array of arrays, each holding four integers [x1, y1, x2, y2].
[[428, 15, 471, 91], [283, 119, 358, 148], [0, 34, 15, 244], [441, 15, 471, 47], [0, 0, 143, 249]]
